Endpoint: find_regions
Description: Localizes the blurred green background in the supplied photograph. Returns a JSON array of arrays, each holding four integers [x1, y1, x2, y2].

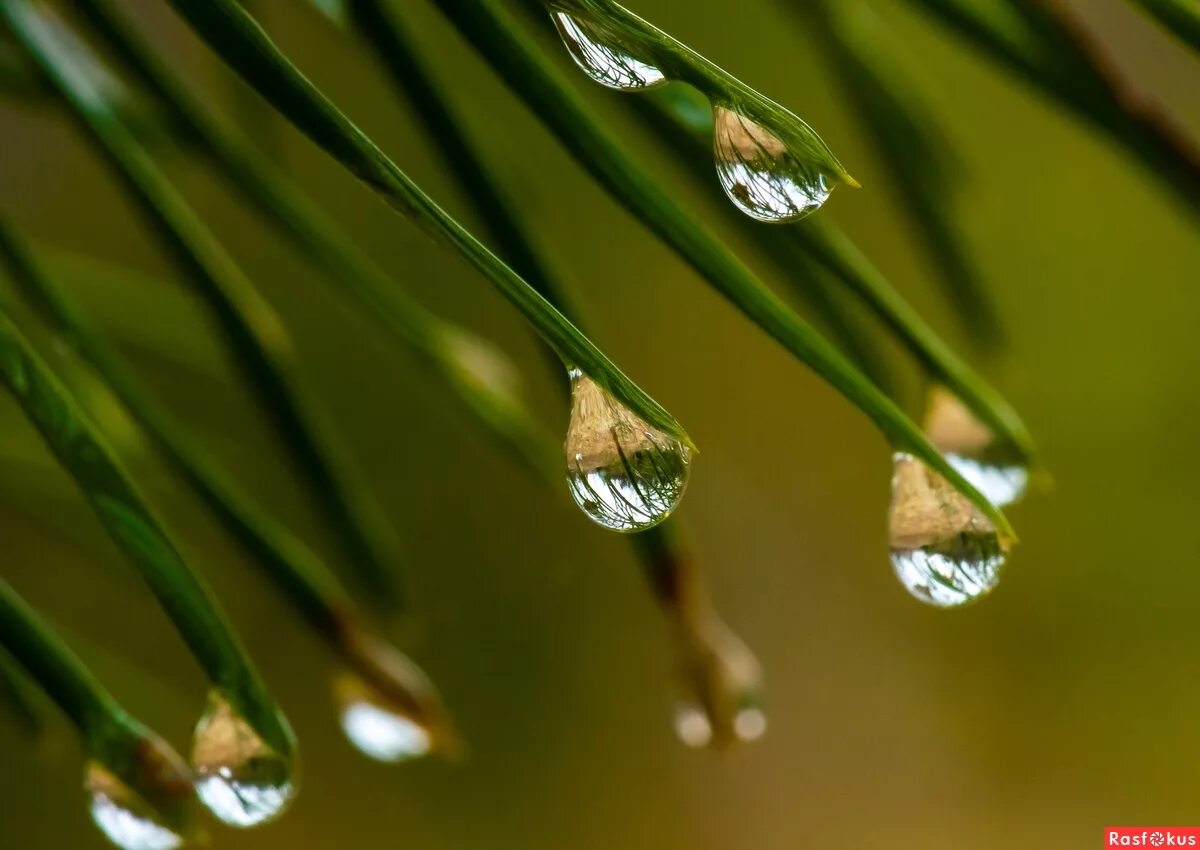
[[1, 1, 1198, 847]]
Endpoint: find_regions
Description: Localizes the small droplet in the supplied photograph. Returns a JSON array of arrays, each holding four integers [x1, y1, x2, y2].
[[713, 105, 832, 222], [733, 707, 768, 742], [85, 737, 193, 850], [552, 11, 667, 90], [335, 673, 432, 764], [673, 704, 713, 748], [924, 387, 1028, 508], [673, 619, 765, 748], [888, 453, 1009, 607], [565, 369, 691, 532], [191, 692, 296, 828]]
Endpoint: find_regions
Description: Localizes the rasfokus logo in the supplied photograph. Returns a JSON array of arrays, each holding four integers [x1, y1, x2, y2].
[[1107, 828, 1200, 847]]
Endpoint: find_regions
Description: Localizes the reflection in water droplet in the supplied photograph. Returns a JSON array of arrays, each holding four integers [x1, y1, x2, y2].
[[924, 387, 1028, 508], [713, 105, 831, 222], [335, 673, 433, 764], [888, 453, 1008, 607], [565, 369, 691, 532], [86, 763, 185, 850], [674, 704, 713, 749], [191, 692, 296, 828], [552, 11, 667, 91]]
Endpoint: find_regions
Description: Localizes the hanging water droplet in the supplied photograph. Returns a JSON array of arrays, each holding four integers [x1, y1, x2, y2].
[[733, 706, 768, 742], [713, 105, 832, 222], [924, 387, 1028, 508], [673, 703, 713, 748], [85, 736, 194, 850], [191, 691, 296, 828], [673, 619, 765, 748], [888, 453, 1009, 607], [87, 764, 185, 850], [335, 673, 432, 763], [565, 369, 691, 532], [552, 11, 667, 90]]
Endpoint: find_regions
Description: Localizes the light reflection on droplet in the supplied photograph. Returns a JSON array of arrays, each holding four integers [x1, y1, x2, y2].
[[945, 453, 1028, 509], [565, 369, 691, 532], [888, 452, 1008, 607], [340, 702, 431, 763], [552, 11, 667, 90], [191, 692, 296, 828], [924, 387, 1028, 508], [86, 763, 185, 850], [673, 704, 713, 749], [713, 105, 832, 222], [733, 707, 768, 742]]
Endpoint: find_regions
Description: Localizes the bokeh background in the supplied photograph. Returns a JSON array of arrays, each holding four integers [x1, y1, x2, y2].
[[1, 1, 1198, 847]]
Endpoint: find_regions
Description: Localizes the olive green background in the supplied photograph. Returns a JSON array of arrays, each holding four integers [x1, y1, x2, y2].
[[1, 1, 1198, 848]]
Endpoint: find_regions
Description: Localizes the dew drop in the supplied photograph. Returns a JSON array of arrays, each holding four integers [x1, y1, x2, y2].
[[924, 387, 1028, 508], [335, 673, 432, 764], [713, 105, 832, 222], [191, 691, 296, 828], [84, 737, 193, 850], [565, 369, 691, 532], [672, 619, 765, 748], [673, 703, 713, 748], [552, 11, 667, 91], [888, 452, 1009, 607], [87, 765, 185, 850]]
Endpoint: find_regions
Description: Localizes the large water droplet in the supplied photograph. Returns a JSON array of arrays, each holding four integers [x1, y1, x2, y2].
[[924, 387, 1028, 508], [713, 105, 832, 222], [888, 453, 1008, 607], [87, 764, 185, 850], [191, 692, 296, 828], [85, 736, 193, 850], [565, 369, 691, 532], [552, 11, 667, 90], [335, 673, 432, 763]]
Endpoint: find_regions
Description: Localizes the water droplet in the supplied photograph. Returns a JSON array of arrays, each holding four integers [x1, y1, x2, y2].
[[191, 692, 296, 828], [673, 704, 713, 748], [335, 674, 432, 763], [733, 706, 768, 742], [673, 619, 765, 748], [924, 387, 1028, 508], [85, 736, 194, 850], [552, 11, 667, 91], [713, 105, 832, 222], [888, 453, 1008, 607], [565, 369, 691, 532]]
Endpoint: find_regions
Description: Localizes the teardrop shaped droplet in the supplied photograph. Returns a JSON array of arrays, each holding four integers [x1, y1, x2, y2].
[[335, 673, 432, 763], [713, 105, 832, 222], [85, 736, 194, 850], [924, 387, 1028, 508], [87, 764, 185, 850], [888, 452, 1009, 607], [565, 369, 691, 532], [552, 11, 667, 90], [191, 691, 296, 828]]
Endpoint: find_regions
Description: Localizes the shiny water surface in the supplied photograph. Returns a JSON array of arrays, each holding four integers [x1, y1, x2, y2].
[[564, 369, 691, 532], [888, 453, 1008, 607], [86, 763, 186, 850], [713, 105, 832, 222], [552, 11, 667, 90], [191, 692, 296, 828], [924, 387, 1029, 508]]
